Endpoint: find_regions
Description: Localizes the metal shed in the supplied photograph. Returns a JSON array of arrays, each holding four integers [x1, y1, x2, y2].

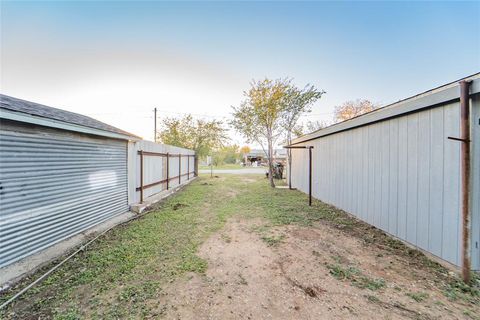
[[0, 94, 140, 268], [287, 74, 480, 273]]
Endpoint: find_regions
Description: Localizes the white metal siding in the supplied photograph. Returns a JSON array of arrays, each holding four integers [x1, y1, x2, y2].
[[0, 129, 128, 268], [128, 140, 195, 204], [291, 100, 480, 270]]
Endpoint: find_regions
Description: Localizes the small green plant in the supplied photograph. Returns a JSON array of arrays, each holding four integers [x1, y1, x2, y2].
[[53, 308, 81, 320], [261, 234, 285, 246], [327, 264, 385, 291], [443, 274, 480, 304], [406, 292, 429, 302], [365, 294, 380, 303], [356, 277, 386, 291], [328, 264, 360, 280]]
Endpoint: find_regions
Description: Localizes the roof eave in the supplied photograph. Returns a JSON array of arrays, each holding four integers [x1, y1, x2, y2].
[[0, 108, 142, 141], [289, 73, 480, 146]]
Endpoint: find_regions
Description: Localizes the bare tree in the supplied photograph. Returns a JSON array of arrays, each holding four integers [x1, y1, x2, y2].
[[333, 99, 378, 123]]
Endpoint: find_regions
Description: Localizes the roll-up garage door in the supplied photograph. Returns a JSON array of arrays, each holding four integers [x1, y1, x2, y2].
[[0, 130, 128, 268]]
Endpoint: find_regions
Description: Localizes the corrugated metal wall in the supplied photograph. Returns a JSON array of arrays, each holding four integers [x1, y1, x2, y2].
[[127, 140, 195, 204], [291, 98, 480, 270], [0, 128, 128, 268]]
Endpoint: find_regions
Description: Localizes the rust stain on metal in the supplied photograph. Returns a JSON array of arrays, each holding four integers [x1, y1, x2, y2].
[[460, 80, 472, 284]]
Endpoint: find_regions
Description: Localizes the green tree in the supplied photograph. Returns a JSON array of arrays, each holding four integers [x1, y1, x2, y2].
[[231, 78, 324, 187], [281, 84, 325, 188], [211, 145, 239, 166], [158, 115, 228, 171]]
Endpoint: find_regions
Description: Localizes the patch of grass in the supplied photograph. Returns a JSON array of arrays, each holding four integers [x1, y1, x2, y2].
[[328, 264, 361, 280], [199, 164, 244, 170], [463, 309, 480, 320], [0, 176, 245, 319], [327, 263, 385, 291], [443, 273, 480, 304], [406, 292, 429, 302], [261, 234, 285, 246], [53, 308, 81, 320], [2, 174, 479, 318], [365, 294, 380, 303]]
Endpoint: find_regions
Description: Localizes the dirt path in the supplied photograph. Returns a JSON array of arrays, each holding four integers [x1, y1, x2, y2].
[[1, 175, 477, 319], [153, 217, 477, 319]]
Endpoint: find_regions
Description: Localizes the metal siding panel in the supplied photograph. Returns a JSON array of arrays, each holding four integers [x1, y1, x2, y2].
[[381, 121, 390, 231], [406, 113, 419, 244], [397, 117, 408, 240], [361, 127, 369, 222], [417, 110, 431, 251], [388, 119, 399, 235], [370, 126, 376, 227], [348, 130, 355, 214], [374, 124, 382, 228], [443, 103, 460, 265], [428, 107, 445, 257], [0, 130, 128, 268]]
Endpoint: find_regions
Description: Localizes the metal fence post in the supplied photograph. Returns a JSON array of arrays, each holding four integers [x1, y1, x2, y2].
[[179, 154, 181, 184], [140, 150, 144, 203], [166, 152, 169, 190]]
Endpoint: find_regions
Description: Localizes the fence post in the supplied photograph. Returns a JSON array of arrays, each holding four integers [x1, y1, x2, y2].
[[179, 154, 181, 184], [166, 152, 169, 190], [187, 155, 190, 180], [140, 150, 144, 203]]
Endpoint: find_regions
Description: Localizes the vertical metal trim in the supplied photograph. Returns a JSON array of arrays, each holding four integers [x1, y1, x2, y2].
[[460, 80, 472, 283]]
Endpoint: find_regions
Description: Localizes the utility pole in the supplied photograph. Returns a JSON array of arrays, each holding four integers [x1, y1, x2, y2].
[[154, 108, 157, 142]]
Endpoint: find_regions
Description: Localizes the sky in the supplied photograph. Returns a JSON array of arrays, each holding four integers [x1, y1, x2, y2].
[[1, 1, 479, 145]]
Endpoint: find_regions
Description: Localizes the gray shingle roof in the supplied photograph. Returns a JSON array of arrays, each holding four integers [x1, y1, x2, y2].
[[0, 94, 141, 139]]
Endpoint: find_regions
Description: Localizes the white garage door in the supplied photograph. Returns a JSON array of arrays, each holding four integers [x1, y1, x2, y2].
[[0, 129, 128, 268]]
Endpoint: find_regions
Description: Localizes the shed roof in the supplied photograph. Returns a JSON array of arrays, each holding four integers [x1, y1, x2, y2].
[[0, 94, 141, 140], [289, 72, 480, 146]]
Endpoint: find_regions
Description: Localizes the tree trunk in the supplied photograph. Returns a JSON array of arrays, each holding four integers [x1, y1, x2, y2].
[[194, 155, 199, 177], [287, 131, 292, 189], [268, 139, 275, 188]]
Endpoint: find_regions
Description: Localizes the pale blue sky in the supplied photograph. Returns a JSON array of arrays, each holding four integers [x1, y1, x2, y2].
[[1, 1, 479, 142]]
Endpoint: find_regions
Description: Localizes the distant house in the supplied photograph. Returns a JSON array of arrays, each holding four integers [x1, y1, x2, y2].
[[246, 149, 287, 165]]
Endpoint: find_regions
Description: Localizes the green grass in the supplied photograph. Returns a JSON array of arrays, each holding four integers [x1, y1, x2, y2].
[[1, 175, 246, 319], [1, 174, 478, 318], [327, 263, 386, 291], [199, 163, 245, 170], [261, 234, 285, 246], [406, 292, 429, 302]]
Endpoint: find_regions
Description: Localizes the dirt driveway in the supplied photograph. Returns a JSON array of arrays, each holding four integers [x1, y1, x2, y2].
[[157, 217, 478, 320], [1, 175, 478, 319]]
